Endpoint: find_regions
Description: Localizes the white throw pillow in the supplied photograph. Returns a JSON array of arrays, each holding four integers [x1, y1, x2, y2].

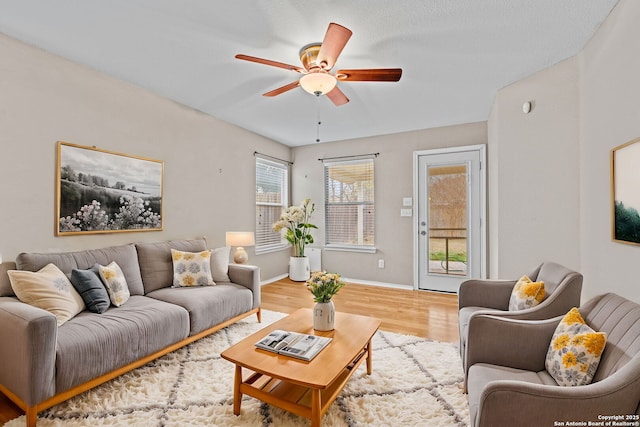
[[97, 261, 130, 307], [210, 246, 231, 282], [8, 263, 85, 326]]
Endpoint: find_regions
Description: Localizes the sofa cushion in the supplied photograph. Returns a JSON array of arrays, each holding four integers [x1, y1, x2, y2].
[[545, 307, 607, 386], [136, 239, 208, 293], [0, 262, 15, 297], [97, 262, 130, 307], [8, 263, 85, 326], [15, 244, 145, 296], [146, 283, 253, 335], [54, 295, 190, 393], [458, 306, 483, 348], [468, 363, 557, 425], [70, 266, 110, 313], [508, 275, 545, 311], [170, 249, 215, 287]]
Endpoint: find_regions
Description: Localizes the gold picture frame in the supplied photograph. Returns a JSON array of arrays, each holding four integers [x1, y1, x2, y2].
[[56, 141, 164, 236], [611, 137, 640, 245]]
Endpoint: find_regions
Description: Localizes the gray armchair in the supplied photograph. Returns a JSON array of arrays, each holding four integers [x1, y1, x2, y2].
[[466, 293, 640, 427], [458, 262, 583, 374]]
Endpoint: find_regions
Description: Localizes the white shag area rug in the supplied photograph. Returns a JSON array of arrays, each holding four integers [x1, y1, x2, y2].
[[6, 310, 470, 427]]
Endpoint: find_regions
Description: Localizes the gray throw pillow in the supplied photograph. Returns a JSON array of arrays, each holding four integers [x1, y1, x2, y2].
[[70, 265, 110, 314]]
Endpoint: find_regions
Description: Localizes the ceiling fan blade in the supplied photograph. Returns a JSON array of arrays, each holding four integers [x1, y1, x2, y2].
[[335, 68, 403, 82], [317, 23, 353, 70], [235, 54, 305, 73], [263, 81, 300, 97], [326, 86, 349, 106]]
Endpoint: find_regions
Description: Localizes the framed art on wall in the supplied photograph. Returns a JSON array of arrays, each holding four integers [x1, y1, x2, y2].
[[611, 137, 640, 245], [56, 141, 164, 236]]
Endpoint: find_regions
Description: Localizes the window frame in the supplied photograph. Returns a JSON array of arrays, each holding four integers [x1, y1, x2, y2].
[[323, 157, 376, 253], [255, 156, 289, 254]]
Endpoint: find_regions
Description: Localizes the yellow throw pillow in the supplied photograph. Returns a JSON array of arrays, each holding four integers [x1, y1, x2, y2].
[[97, 261, 130, 307], [171, 249, 215, 287], [8, 263, 85, 326], [545, 307, 607, 386], [508, 275, 545, 310]]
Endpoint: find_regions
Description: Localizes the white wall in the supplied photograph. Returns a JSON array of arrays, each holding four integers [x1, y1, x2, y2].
[[488, 57, 581, 279], [579, 0, 640, 301], [291, 122, 487, 287], [488, 0, 640, 303], [0, 35, 291, 281]]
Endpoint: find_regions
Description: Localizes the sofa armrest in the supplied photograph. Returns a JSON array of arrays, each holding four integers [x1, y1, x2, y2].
[[458, 279, 516, 310], [476, 357, 640, 427], [0, 297, 57, 406], [228, 264, 260, 309], [466, 314, 560, 378]]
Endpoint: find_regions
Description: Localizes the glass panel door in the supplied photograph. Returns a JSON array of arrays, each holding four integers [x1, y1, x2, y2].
[[428, 164, 468, 277], [416, 146, 486, 292]]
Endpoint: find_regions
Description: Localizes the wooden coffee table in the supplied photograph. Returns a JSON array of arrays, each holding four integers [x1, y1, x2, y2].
[[221, 308, 381, 427]]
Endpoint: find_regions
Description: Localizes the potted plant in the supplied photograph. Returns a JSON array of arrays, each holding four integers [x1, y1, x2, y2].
[[306, 271, 345, 331], [273, 198, 317, 281]]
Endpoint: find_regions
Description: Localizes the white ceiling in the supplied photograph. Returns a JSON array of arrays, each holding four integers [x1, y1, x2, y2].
[[0, 0, 619, 147]]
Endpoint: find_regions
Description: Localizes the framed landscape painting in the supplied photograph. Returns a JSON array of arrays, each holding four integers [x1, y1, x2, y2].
[[611, 137, 640, 245], [56, 141, 164, 236]]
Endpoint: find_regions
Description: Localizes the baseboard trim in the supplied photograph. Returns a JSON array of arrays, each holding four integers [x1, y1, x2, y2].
[[342, 277, 414, 290], [261, 274, 289, 286], [261, 274, 413, 291]]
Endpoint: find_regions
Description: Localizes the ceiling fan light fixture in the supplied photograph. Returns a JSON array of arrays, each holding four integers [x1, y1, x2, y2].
[[299, 72, 337, 95]]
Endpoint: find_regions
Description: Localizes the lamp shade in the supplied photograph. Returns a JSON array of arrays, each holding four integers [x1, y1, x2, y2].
[[225, 232, 255, 247]]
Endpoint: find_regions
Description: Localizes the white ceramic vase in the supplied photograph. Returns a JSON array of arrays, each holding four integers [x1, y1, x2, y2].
[[313, 301, 335, 331], [289, 256, 310, 281]]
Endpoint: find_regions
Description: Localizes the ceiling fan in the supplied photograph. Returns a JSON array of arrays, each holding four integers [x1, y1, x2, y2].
[[235, 22, 402, 106]]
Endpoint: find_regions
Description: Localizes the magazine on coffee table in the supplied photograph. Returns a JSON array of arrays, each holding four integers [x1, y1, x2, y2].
[[255, 329, 332, 361]]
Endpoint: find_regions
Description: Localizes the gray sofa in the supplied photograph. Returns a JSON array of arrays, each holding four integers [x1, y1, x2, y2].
[[466, 293, 640, 426], [0, 238, 261, 427]]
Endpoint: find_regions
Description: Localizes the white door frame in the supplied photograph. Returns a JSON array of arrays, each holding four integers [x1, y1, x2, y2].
[[412, 145, 487, 291]]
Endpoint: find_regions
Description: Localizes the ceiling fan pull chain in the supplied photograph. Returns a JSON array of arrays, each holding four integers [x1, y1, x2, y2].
[[316, 93, 322, 143]]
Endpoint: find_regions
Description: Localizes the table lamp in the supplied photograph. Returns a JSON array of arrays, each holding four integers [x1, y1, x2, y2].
[[225, 232, 255, 264]]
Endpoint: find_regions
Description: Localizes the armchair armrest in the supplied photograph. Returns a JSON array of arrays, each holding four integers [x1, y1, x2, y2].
[[0, 297, 57, 406], [228, 264, 260, 309], [476, 356, 640, 427], [458, 279, 516, 310], [466, 314, 561, 379], [464, 272, 582, 322]]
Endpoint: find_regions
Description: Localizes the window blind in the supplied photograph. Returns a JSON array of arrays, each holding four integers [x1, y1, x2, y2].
[[324, 158, 375, 249], [256, 157, 288, 252]]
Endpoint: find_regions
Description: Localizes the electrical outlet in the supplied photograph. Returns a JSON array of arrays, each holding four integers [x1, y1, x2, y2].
[[378, 259, 385, 268]]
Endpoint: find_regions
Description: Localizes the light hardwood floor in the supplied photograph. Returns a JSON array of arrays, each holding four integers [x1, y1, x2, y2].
[[262, 278, 459, 342], [0, 279, 459, 425]]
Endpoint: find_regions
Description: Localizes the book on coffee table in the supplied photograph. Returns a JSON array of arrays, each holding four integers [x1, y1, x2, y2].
[[255, 329, 332, 361]]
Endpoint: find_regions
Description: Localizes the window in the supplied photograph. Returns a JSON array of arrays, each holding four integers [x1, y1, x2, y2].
[[324, 157, 375, 251], [256, 157, 288, 253]]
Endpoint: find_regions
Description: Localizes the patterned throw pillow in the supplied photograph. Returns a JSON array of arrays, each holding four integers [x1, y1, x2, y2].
[[545, 307, 607, 386], [7, 263, 85, 326], [508, 275, 545, 310], [171, 249, 215, 287], [97, 262, 130, 307]]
